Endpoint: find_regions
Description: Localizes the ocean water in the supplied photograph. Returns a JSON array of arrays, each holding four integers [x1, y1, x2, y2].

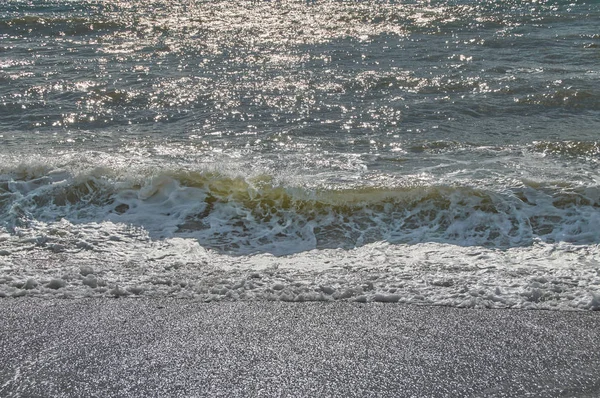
[[1, 0, 599, 308]]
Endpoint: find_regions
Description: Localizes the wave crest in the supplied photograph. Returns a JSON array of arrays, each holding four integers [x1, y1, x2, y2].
[[2, 166, 600, 255]]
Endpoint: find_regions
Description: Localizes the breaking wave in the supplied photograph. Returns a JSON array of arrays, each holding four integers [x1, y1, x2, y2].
[[2, 164, 600, 255]]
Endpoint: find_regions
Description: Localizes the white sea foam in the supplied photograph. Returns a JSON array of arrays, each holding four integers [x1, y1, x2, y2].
[[1, 230, 599, 310], [0, 150, 599, 309]]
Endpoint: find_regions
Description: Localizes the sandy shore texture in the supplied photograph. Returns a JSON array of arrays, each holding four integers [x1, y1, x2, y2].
[[1, 299, 599, 397]]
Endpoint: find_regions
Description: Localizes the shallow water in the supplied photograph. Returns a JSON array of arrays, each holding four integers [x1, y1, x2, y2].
[[1, 0, 599, 308]]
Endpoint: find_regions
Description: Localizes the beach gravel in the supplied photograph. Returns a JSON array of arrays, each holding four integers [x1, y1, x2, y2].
[[1, 299, 599, 397]]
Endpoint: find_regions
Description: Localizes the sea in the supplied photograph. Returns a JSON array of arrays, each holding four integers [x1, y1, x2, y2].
[[1, 0, 599, 308]]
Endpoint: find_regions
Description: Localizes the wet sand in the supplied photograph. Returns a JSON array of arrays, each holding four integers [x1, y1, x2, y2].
[[1, 299, 599, 397]]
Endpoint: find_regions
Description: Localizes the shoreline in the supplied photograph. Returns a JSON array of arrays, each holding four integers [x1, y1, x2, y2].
[[1, 299, 599, 397]]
